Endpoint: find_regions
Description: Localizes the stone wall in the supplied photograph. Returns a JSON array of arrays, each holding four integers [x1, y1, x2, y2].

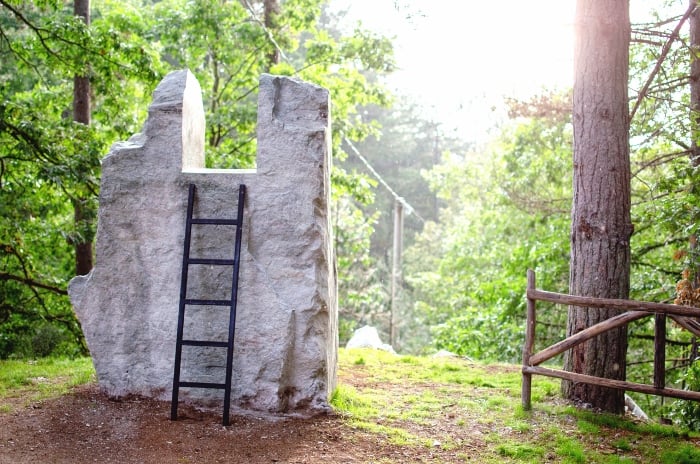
[[68, 70, 338, 414]]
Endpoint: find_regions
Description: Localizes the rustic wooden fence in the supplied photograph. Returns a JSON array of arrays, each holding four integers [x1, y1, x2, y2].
[[522, 269, 700, 410]]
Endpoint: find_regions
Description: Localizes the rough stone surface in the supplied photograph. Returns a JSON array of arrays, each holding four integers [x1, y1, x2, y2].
[[68, 70, 338, 414]]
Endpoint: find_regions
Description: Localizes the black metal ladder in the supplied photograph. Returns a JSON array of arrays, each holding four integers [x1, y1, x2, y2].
[[171, 183, 246, 426]]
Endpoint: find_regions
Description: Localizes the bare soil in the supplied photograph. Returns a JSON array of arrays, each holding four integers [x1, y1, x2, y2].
[[0, 370, 479, 463]]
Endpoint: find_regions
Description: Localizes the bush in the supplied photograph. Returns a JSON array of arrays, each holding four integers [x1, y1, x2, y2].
[[431, 309, 523, 362], [31, 323, 67, 358], [0, 319, 76, 359], [661, 444, 700, 464], [0, 315, 33, 359], [669, 359, 700, 431]]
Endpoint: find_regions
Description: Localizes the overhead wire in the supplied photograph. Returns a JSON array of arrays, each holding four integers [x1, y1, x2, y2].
[[242, 2, 427, 226], [343, 137, 426, 224]]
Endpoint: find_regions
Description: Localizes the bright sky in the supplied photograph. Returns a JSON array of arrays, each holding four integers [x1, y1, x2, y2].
[[331, 0, 577, 141], [331, 0, 683, 143]]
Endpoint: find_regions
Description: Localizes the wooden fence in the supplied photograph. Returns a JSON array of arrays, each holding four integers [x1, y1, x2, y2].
[[522, 269, 700, 410]]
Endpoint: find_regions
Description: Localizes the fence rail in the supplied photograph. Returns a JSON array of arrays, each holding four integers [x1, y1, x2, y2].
[[522, 269, 700, 410]]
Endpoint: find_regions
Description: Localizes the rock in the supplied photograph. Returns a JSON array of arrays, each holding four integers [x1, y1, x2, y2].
[[431, 350, 458, 358], [69, 70, 338, 415], [346, 326, 395, 354], [625, 394, 649, 421]]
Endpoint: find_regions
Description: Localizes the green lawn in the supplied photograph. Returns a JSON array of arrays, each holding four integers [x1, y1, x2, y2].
[[333, 348, 700, 463], [0, 356, 95, 412]]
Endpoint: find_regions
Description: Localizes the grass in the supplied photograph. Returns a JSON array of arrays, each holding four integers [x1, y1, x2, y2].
[[332, 348, 700, 463], [2, 349, 700, 462], [0, 356, 95, 412]]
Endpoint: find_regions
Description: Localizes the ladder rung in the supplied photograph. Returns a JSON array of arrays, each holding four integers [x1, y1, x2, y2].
[[185, 299, 231, 306], [191, 218, 239, 225], [187, 258, 235, 265], [178, 381, 226, 390], [181, 340, 229, 347]]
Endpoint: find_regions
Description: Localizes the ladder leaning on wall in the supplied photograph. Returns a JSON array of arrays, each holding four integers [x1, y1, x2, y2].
[[170, 183, 246, 426]]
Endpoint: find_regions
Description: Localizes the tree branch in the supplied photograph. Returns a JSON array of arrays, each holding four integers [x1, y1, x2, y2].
[[630, 2, 696, 122], [0, 272, 68, 295], [0, 108, 58, 165], [240, 0, 288, 63], [0, 0, 131, 74]]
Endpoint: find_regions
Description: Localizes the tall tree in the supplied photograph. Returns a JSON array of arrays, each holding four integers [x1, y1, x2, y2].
[[690, 0, 700, 288], [562, 0, 633, 413], [0, 0, 162, 357], [72, 0, 92, 276], [694, 1, 700, 166], [263, 0, 280, 68]]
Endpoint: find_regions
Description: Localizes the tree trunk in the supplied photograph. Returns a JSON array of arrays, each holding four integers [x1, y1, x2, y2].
[[562, 0, 632, 414], [691, 1, 700, 167], [690, 1, 700, 288], [264, 0, 280, 68], [73, 0, 93, 276]]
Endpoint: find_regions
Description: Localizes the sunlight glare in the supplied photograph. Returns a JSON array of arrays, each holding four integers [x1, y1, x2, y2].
[[331, 0, 575, 140]]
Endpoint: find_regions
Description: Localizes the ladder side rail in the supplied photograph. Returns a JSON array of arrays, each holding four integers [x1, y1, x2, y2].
[[222, 184, 246, 426], [170, 183, 197, 420]]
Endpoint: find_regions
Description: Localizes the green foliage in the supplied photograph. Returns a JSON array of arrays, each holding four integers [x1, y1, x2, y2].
[[404, 95, 572, 362], [431, 309, 522, 361], [577, 420, 600, 434], [564, 406, 683, 438], [30, 323, 66, 358], [149, 0, 394, 169], [622, 4, 700, 304], [621, 4, 700, 424], [661, 444, 700, 464], [1, 0, 395, 358], [399, 0, 700, 380], [0, 0, 163, 358], [670, 359, 700, 431], [555, 436, 586, 463], [150, 0, 269, 167], [611, 438, 632, 452], [333, 195, 387, 345], [336, 98, 472, 353]]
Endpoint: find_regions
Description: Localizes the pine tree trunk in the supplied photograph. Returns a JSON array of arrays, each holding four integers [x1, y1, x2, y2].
[[691, 0, 700, 167], [689, 1, 700, 287], [73, 0, 93, 276], [562, 0, 632, 414]]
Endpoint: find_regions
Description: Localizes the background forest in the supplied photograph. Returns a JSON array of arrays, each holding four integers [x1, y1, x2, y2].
[[1, 0, 700, 427]]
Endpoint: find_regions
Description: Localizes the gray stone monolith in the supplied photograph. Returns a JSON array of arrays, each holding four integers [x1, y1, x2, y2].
[[68, 70, 338, 414]]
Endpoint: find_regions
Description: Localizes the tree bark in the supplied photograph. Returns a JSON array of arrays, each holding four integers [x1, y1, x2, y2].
[[562, 0, 632, 414], [689, 1, 700, 288], [691, 0, 700, 167], [264, 0, 280, 68], [73, 0, 93, 276]]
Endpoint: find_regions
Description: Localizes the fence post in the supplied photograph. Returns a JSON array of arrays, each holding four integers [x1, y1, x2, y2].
[[654, 313, 666, 389], [522, 269, 536, 410]]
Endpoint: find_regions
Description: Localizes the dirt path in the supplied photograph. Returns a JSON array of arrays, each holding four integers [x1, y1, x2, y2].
[[0, 382, 465, 463]]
